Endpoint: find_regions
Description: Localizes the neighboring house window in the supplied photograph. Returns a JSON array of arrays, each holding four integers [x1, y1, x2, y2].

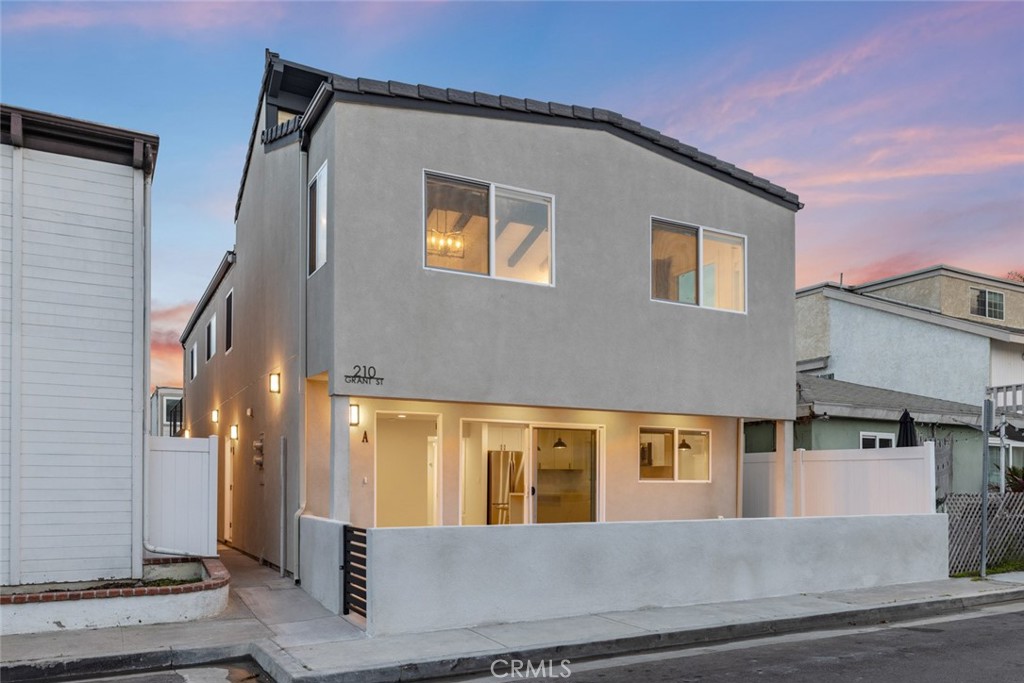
[[424, 172, 553, 285], [970, 288, 1004, 321], [860, 432, 895, 449], [639, 427, 711, 482], [225, 290, 234, 353], [163, 397, 181, 430], [189, 343, 198, 381], [206, 315, 217, 361], [308, 162, 327, 275], [651, 219, 746, 312]]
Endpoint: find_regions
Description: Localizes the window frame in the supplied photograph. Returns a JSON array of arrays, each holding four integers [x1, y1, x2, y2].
[[308, 161, 328, 277], [650, 216, 748, 314], [422, 169, 556, 287], [161, 396, 181, 426], [189, 342, 197, 381], [969, 287, 1005, 321], [638, 426, 712, 483], [860, 431, 896, 449], [205, 314, 216, 362], [224, 289, 234, 354]]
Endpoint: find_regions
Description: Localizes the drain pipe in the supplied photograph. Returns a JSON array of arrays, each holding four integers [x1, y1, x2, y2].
[[292, 142, 310, 584]]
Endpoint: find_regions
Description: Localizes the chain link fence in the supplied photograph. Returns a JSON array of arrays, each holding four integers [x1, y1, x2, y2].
[[942, 492, 1024, 575]]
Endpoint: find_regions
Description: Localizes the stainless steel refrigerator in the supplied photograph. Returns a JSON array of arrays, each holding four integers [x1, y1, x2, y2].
[[487, 450, 525, 525]]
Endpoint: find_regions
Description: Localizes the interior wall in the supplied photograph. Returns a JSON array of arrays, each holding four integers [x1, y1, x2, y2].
[[375, 417, 436, 527], [462, 422, 486, 525]]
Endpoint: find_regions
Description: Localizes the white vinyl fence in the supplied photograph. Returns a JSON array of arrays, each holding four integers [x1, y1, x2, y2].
[[744, 443, 935, 518], [146, 436, 218, 556]]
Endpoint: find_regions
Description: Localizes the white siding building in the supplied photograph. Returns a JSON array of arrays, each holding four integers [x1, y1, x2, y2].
[[0, 105, 158, 585]]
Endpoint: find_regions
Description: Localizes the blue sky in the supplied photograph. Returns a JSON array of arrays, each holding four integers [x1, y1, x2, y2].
[[2, 1, 1022, 387]]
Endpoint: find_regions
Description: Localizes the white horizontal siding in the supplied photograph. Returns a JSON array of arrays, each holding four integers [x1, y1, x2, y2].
[[13, 149, 139, 585], [1, 144, 13, 585]]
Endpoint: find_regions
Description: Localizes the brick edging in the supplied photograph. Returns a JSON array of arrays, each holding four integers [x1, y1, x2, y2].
[[0, 558, 229, 605]]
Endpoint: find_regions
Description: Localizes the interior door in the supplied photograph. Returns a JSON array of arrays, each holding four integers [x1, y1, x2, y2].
[[532, 427, 597, 523]]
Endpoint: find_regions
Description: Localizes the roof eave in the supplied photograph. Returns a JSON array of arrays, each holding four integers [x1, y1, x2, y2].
[[179, 250, 237, 344]]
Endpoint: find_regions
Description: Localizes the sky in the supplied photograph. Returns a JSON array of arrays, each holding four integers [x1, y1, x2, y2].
[[2, 0, 1022, 389]]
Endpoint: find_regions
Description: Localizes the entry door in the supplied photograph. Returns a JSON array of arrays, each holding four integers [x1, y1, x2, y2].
[[532, 428, 597, 523]]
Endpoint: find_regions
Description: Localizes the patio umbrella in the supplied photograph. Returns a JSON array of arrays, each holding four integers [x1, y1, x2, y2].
[[896, 409, 919, 447]]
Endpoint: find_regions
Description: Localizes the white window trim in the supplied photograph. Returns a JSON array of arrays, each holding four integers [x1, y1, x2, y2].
[[224, 289, 234, 355], [189, 343, 197, 381], [969, 287, 1005, 321], [860, 431, 896, 449], [422, 169, 556, 288], [308, 161, 328, 278], [206, 314, 217, 362], [638, 426, 713, 483], [161, 395, 181, 426], [649, 216, 748, 315]]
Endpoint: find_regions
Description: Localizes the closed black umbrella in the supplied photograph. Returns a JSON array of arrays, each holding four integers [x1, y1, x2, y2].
[[896, 409, 919, 447]]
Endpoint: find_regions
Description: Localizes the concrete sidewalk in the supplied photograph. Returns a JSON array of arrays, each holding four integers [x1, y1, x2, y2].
[[3, 547, 1024, 683]]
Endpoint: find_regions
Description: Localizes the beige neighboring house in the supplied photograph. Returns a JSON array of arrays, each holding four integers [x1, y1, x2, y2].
[[1, 104, 158, 586], [797, 265, 1024, 407], [149, 386, 183, 436]]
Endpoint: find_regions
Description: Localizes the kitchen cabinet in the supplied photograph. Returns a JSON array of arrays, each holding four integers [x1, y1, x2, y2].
[[486, 424, 525, 452]]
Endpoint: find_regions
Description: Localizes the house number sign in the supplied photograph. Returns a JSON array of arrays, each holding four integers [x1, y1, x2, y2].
[[344, 365, 384, 386]]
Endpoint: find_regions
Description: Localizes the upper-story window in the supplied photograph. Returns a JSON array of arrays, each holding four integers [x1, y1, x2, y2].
[[189, 343, 198, 381], [424, 172, 553, 286], [205, 315, 217, 361], [225, 290, 234, 353], [651, 218, 746, 313], [308, 162, 327, 275], [970, 287, 1004, 321]]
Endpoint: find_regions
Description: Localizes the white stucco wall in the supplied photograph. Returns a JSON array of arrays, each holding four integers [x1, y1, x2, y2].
[[829, 300, 990, 405], [299, 514, 342, 613], [365, 514, 948, 635]]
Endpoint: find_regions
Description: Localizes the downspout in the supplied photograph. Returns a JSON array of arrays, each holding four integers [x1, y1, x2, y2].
[[293, 139, 309, 583]]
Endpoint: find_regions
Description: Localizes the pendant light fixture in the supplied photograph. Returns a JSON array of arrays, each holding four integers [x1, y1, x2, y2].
[[553, 434, 567, 449], [678, 437, 692, 451]]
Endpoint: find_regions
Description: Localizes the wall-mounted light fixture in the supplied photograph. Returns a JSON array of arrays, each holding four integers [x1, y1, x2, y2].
[[211, 409, 219, 423], [230, 424, 239, 440], [349, 404, 360, 426], [269, 373, 281, 393], [183, 428, 191, 438]]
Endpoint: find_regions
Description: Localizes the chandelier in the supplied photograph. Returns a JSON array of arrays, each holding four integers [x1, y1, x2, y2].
[[426, 208, 465, 258]]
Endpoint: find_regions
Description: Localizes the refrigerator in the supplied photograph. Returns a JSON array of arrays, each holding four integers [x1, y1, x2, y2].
[[487, 450, 525, 524]]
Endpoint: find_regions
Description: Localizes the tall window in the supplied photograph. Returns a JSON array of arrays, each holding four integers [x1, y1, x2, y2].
[[639, 427, 711, 482], [225, 290, 234, 353], [205, 315, 216, 361], [425, 172, 553, 285], [970, 288, 1004, 320], [189, 343, 197, 381], [308, 162, 327, 275], [651, 219, 746, 312]]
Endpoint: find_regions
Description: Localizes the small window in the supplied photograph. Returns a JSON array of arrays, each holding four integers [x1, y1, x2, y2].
[[206, 315, 216, 361], [189, 343, 197, 381], [308, 162, 327, 275], [163, 397, 181, 424], [225, 290, 234, 353], [425, 172, 552, 285], [970, 288, 1004, 321], [639, 427, 711, 482], [651, 219, 746, 312], [860, 432, 895, 449]]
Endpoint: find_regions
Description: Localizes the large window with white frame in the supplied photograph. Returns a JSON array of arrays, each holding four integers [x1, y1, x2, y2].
[[639, 427, 711, 482], [205, 315, 216, 361], [424, 172, 553, 285], [308, 162, 327, 275], [860, 431, 895, 449], [970, 287, 1004, 321], [651, 219, 746, 312]]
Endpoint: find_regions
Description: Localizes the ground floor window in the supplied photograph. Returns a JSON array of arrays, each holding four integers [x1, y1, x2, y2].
[[639, 427, 710, 481], [860, 431, 895, 449]]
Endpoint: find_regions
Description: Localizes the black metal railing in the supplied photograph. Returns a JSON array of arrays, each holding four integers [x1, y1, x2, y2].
[[342, 525, 368, 618], [168, 399, 183, 436]]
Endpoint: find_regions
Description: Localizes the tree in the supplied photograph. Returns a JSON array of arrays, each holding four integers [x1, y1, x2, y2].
[[1007, 270, 1024, 283]]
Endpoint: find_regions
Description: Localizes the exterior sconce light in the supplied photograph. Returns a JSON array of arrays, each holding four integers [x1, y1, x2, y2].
[[211, 409, 219, 423], [349, 404, 360, 426], [269, 373, 281, 393], [230, 424, 239, 440], [183, 428, 191, 438]]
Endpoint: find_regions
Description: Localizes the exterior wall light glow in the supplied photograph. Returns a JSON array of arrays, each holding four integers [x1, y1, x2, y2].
[[211, 409, 219, 423], [183, 428, 191, 438], [269, 373, 281, 393], [230, 424, 239, 440], [349, 404, 360, 426]]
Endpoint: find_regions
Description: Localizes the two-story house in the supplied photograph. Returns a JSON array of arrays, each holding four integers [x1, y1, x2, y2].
[[180, 52, 802, 601]]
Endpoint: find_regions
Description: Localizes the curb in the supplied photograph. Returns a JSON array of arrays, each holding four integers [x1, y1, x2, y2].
[[3, 584, 1023, 683]]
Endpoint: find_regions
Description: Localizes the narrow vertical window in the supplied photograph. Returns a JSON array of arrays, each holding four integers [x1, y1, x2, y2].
[[308, 163, 327, 275], [206, 315, 216, 361], [225, 290, 234, 353], [494, 186, 552, 284], [189, 343, 197, 381], [703, 230, 745, 312]]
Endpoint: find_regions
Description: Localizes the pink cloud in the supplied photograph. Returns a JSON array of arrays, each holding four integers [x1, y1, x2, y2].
[[149, 302, 194, 391]]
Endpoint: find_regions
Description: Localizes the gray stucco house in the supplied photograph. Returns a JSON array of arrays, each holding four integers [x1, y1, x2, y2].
[[180, 52, 802, 590]]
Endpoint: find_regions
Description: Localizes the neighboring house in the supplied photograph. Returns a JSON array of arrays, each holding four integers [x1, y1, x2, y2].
[[180, 52, 801, 583], [1, 105, 158, 585], [796, 265, 1024, 406], [149, 386, 183, 436]]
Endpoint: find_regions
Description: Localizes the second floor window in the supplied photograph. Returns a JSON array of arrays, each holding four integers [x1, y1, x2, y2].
[[651, 219, 746, 313], [206, 315, 216, 361], [308, 162, 327, 275], [970, 287, 1004, 320], [189, 343, 197, 381], [225, 290, 234, 353], [424, 172, 553, 285]]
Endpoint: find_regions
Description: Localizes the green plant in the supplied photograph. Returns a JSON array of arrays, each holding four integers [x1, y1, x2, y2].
[[1006, 465, 1024, 493]]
